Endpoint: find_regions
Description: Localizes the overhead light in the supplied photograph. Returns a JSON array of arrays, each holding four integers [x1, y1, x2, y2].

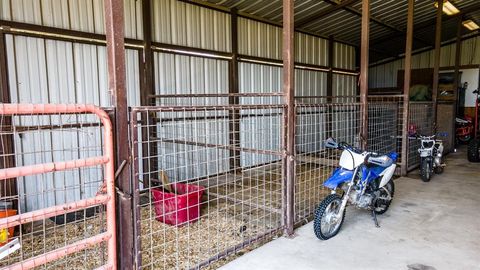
[[434, 0, 460, 15], [463, 20, 480, 31]]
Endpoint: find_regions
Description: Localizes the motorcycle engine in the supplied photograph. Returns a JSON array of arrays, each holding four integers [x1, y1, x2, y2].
[[349, 189, 374, 209]]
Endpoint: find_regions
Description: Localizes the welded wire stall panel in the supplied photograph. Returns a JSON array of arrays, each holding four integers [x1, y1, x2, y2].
[[295, 103, 361, 224], [152, 0, 231, 52], [0, 0, 143, 39], [0, 109, 110, 269], [238, 62, 283, 167], [367, 97, 403, 158], [131, 106, 284, 269], [408, 102, 434, 171]]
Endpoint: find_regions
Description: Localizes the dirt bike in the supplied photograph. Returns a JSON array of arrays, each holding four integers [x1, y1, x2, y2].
[[416, 134, 444, 182], [313, 138, 397, 240]]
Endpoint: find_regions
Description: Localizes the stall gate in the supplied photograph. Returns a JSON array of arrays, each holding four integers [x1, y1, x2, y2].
[[0, 104, 116, 269]]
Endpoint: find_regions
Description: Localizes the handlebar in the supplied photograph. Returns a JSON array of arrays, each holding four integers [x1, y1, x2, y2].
[[324, 137, 363, 154]]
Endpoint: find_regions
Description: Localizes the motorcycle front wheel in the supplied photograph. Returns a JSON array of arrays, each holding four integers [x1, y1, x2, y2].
[[420, 158, 432, 182], [313, 194, 345, 240]]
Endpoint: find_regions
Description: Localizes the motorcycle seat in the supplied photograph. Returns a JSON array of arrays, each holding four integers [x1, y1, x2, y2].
[[367, 154, 393, 168], [456, 117, 471, 124]]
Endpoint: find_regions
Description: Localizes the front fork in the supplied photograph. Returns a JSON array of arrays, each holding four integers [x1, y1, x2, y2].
[[332, 166, 359, 219]]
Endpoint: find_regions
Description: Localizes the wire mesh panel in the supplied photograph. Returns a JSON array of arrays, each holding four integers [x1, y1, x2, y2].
[[130, 105, 285, 269], [0, 104, 116, 269], [367, 96, 404, 163], [408, 102, 435, 171], [294, 102, 361, 224]]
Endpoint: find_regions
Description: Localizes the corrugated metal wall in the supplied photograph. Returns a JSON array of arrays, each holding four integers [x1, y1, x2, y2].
[[238, 17, 281, 60], [333, 42, 356, 70], [152, 0, 231, 52], [1, 0, 357, 210], [369, 36, 480, 88], [0, 0, 143, 39], [153, 52, 230, 181], [4, 34, 140, 211], [295, 32, 328, 66]]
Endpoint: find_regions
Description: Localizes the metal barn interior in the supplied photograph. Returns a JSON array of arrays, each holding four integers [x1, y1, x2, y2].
[[0, 0, 479, 269]]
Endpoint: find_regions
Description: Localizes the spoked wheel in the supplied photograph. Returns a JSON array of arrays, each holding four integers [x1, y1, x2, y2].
[[374, 180, 395, 215], [420, 158, 431, 182], [313, 194, 345, 240], [434, 165, 444, 174]]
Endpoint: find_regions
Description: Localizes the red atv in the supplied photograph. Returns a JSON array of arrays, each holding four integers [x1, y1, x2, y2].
[[467, 89, 480, 162], [456, 116, 473, 144]]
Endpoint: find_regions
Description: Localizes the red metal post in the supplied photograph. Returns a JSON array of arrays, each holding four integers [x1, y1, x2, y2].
[[360, 0, 370, 148], [103, 0, 134, 268], [401, 0, 414, 176], [283, 0, 295, 236]]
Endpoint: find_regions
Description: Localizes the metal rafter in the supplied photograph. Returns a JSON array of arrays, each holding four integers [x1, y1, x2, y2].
[[295, 0, 360, 28], [372, 3, 480, 47], [321, 0, 433, 47]]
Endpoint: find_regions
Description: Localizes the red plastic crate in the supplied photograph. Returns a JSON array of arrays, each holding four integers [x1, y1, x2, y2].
[[151, 183, 205, 226]]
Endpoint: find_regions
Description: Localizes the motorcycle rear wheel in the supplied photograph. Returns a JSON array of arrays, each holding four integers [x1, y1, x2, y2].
[[434, 166, 444, 174], [420, 158, 431, 182], [313, 194, 345, 240], [374, 180, 395, 215]]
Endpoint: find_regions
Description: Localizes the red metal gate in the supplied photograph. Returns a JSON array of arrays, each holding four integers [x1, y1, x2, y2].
[[0, 104, 116, 269]]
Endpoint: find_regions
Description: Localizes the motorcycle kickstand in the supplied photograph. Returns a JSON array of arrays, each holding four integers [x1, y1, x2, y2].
[[371, 210, 380, 228]]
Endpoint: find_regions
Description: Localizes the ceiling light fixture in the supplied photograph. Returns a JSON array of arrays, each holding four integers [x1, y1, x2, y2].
[[434, 0, 460, 15], [463, 20, 480, 31]]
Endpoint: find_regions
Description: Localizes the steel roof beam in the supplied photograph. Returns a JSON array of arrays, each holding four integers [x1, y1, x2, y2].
[[321, 0, 433, 47], [295, 0, 360, 28]]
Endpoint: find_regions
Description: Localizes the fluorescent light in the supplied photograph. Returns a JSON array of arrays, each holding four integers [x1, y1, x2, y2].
[[434, 0, 460, 15], [463, 20, 480, 31]]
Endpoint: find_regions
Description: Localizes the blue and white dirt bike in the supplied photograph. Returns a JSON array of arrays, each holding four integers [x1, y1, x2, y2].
[[313, 138, 398, 240]]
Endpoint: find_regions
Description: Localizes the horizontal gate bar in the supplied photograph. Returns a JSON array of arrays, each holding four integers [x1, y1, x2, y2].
[[0, 156, 109, 179], [0, 195, 110, 230], [3, 232, 112, 270], [0, 103, 116, 269]]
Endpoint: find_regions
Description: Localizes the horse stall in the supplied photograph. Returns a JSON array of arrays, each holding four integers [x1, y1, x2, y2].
[[0, 0, 440, 269]]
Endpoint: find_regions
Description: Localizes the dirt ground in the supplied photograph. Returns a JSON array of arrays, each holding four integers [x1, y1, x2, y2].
[[1, 161, 333, 269]]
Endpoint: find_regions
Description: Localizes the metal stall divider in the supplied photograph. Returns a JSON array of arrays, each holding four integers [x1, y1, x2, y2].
[[130, 101, 286, 269], [0, 104, 116, 270]]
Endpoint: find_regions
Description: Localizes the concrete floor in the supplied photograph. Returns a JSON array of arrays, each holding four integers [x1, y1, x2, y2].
[[220, 149, 480, 270]]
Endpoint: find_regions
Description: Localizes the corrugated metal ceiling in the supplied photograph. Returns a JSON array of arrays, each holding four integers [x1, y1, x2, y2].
[[202, 0, 480, 63]]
